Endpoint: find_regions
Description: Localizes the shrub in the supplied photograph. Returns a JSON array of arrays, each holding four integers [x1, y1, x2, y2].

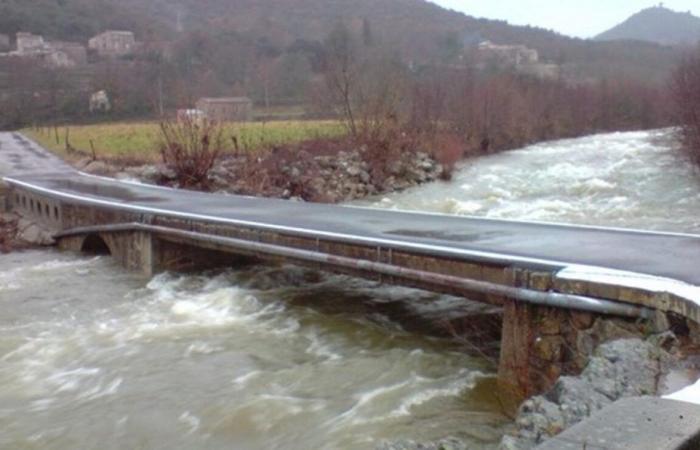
[[430, 133, 465, 181], [159, 118, 225, 189]]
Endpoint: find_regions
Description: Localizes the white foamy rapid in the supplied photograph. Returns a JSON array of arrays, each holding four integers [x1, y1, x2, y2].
[[0, 252, 503, 450], [360, 129, 700, 233]]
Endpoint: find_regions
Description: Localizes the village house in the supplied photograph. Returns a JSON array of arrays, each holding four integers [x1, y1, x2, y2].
[[177, 109, 206, 122], [477, 41, 540, 67], [196, 97, 254, 122], [88, 31, 137, 57], [475, 40, 560, 80], [16, 32, 47, 54], [2, 32, 86, 68]]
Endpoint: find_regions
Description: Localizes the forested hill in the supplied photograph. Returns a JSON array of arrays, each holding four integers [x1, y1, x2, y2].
[[0, 0, 574, 55], [595, 6, 700, 46], [0, 0, 169, 42], [0, 0, 682, 83]]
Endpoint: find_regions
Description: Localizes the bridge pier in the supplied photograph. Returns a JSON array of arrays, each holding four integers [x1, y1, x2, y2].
[[497, 299, 613, 409], [496, 270, 630, 407], [59, 231, 156, 275], [58, 231, 254, 276], [497, 301, 675, 410], [498, 302, 580, 406]]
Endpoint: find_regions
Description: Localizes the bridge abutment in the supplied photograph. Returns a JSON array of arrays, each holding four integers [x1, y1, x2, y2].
[[498, 301, 593, 407], [497, 301, 677, 410]]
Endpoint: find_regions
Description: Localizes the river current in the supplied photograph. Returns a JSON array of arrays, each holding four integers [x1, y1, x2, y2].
[[1, 129, 697, 449], [360, 129, 700, 233]]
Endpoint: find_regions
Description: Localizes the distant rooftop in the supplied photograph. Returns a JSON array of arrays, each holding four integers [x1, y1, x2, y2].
[[198, 97, 252, 103], [92, 31, 135, 37]]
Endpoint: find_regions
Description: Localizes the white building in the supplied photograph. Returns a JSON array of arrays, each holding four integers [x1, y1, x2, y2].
[[88, 31, 137, 57]]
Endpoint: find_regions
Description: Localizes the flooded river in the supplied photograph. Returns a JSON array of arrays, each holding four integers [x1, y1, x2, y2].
[[362, 129, 700, 233], [1, 129, 697, 449]]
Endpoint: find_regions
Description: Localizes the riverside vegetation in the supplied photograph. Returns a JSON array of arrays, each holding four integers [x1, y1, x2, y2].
[[12, 16, 681, 204], [25, 119, 448, 203], [22, 24, 677, 204], [673, 44, 700, 168]]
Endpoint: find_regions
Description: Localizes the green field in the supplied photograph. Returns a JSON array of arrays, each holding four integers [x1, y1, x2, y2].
[[23, 120, 345, 162]]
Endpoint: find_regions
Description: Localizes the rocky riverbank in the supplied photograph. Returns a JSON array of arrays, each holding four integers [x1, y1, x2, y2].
[[378, 320, 697, 450], [76, 144, 445, 203], [0, 211, 55, 252], [499, 335, 683, 449]]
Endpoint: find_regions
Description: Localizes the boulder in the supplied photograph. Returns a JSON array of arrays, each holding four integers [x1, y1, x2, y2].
[[377, 437, 469, 450], [83, 160, 112, 176], [17, 219, 55, 246], [502, 337, 675, 449]]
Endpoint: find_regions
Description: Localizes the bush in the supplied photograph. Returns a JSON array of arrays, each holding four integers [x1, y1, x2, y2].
[[159, 118, 225, 189], [430, 133, 464, 181]]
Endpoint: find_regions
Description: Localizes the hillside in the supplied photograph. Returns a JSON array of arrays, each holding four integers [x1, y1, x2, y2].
[[117, 0, 680, 71], [0, 0, 681, 84], [0, 0, 169, 42], [595, 6, 700, 46]]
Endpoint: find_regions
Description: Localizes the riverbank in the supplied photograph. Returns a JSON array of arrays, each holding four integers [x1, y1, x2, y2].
[[0, 212, 22, 252], [0, 211, 55, 253], [72, 138, 447, 203], [499, 333, 689, 449], [376, 313, 700, 450]]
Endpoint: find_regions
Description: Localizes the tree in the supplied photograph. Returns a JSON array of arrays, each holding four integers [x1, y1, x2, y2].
[[672, 46, 700, 167], [322, 22, 360, 136]]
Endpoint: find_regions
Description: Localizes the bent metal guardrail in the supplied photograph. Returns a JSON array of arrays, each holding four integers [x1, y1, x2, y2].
[[55, 222, 651, 319]]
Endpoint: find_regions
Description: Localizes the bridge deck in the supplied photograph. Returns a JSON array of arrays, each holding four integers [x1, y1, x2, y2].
[[2, 132, 700, 289]]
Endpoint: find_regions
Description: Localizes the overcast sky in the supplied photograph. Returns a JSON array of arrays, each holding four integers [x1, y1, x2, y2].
[[430, 1, 700, 38]]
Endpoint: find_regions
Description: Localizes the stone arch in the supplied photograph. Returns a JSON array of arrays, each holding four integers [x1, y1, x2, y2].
[[80, 234, 112, 255]]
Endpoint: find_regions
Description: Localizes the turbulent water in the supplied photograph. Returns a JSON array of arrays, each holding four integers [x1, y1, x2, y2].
[[361, 129, 700, 233], [0, 253, 504, 450], [1, 129, 698, 450]]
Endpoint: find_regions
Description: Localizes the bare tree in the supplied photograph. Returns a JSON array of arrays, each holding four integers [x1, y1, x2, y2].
[[672, 46, 700, 167], [322, 22, 360, 137]]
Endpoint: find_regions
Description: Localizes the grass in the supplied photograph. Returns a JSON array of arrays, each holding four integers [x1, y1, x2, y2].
[[23, 120, 345, 163]]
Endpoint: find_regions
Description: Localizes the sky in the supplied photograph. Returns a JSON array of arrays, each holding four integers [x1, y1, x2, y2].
[[430, 1, 700, 38]]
